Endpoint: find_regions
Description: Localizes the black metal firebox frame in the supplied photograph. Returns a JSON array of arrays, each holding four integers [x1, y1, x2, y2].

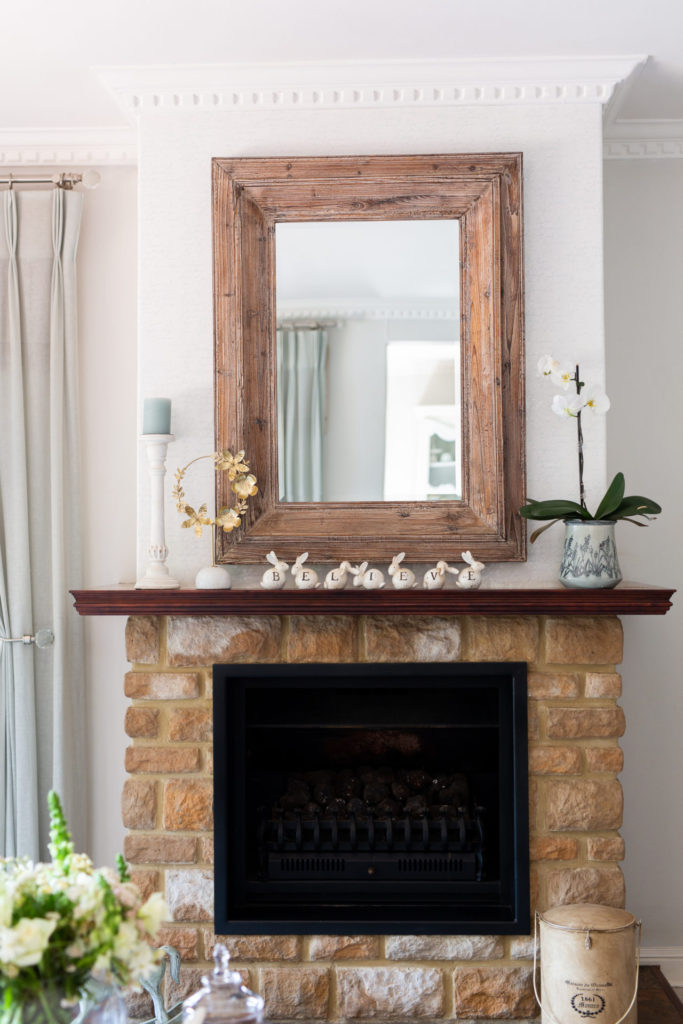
[[213, 662, 529, 935]]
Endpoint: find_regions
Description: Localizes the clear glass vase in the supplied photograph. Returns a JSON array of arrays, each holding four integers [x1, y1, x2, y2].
[[0, 981, 126, 1024], [1, 986, 80, 1024]]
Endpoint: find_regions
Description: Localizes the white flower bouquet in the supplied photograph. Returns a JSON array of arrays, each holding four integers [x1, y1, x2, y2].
[[0, 793, 167, 1024]]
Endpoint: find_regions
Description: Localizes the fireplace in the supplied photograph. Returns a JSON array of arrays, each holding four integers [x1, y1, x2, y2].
[[213, 662, 529, 934], [104, 607, 635, 1021]]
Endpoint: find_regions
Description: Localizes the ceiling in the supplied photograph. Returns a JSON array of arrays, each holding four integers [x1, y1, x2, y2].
[[1, 0, 683, 130]]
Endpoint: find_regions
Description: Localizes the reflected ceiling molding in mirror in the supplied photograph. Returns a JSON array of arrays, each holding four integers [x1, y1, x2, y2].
[[212, 154, 525, 564]]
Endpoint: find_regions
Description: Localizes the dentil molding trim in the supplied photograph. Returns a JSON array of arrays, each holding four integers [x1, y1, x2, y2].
[[603, 119, 683, 159], [277, 298, 459, 321], [0, 127, 136, 166], [97, 56, 645, 117]]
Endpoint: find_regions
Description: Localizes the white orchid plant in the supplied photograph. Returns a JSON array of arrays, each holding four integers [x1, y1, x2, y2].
[[0, 793, 167, 1020], [519, 355, 661, 542]]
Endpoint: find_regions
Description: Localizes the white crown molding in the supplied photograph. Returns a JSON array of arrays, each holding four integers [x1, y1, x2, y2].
[[0, 127, 137, 166], [640, 946, 683, 986], [604, 119, 683, 159], [96, 56, 645, 119]]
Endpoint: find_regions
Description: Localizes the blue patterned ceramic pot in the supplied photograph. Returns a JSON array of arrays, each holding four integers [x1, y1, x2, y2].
[[559, 519, 622, 589]]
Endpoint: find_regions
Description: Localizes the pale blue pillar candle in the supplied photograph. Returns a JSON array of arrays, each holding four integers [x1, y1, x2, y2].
[[142, 397, 172, 435]]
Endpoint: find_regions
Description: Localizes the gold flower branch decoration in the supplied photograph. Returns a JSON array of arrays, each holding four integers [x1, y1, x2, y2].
[[173, 449, 258, 544]]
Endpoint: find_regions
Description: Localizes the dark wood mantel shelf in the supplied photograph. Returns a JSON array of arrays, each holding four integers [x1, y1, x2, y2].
[[70, 583, 675, 617]]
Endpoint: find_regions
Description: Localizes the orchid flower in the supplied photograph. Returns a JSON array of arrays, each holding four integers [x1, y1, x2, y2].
[[520, 356, 660, 537]]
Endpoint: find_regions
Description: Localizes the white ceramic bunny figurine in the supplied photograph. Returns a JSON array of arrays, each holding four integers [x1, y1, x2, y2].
[[423, 560, 460, 590], [260, 551, 289, 590], [455, 550, 486, 590], [291, 552, 320, 589], [388, 552, 417, 590], [352, 561, 385, 590], [323, 561, 354, 590]]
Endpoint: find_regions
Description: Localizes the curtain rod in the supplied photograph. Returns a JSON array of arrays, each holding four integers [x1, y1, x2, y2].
[[0, 171, 101, 190]]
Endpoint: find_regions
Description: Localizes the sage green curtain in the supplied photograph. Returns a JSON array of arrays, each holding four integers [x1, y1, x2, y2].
[[0, 189, 86, 858], [276, 327, 328, 502]]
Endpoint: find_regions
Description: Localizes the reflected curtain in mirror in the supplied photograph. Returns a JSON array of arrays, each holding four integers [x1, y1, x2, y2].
[[276, 326, 328, 501]]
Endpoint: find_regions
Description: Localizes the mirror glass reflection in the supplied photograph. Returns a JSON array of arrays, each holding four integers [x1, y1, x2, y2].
[[276, 219, 461, 503]]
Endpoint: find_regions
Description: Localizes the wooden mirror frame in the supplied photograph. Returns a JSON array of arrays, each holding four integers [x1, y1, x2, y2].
[[212, 154, 525, 564]]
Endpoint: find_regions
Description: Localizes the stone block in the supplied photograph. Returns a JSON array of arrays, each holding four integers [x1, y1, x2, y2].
[[365, 616, 461, 662], [124, 707, 160, 738], [260, 966, 329, 1019], [585, 672, 622, 698], [123, 834, 197, 865], [336, 967, 444, 1018], [125, 671, 201, 700], [546, 866, 625, 908], [509, 935, 539, 960], [125, 616, 161, 664], [166, 869, 214, 922], [466, 617, 539, 662], [529, 836, 579, 861], [527, 703, 540, 741], [121, 778, 157, 830], [545, 617, 623, 665], [163, 779, 213, 831], [454, 966, 536, 1019], [169, 707, 213, 742], [287, 616, 357, 662], [205, 933, 300, 961], [527, 672, 580, 699], [129, 869, 159, 902], [546, 707, 625, 739], [164, 966, 252, 1006], [124, 989, 154, 1020], [528, 778, 540, 831], [125, 746, 201, 774], [587, 836, 626, 862], [385, 935, 504, 960], [199, 836, 214, 864], [156, 925, 199, 961], [308, 936, 380, 960], [167, 615, 280, 666], [586, 747, 624, 773], [529, 746, 581, 775], [546, 779, 623, 831]]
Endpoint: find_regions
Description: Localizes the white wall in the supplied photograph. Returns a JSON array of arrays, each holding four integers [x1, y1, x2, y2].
[[604, 159, 683, 968], [136, 102, 607, 586], [78, 166, 137, 864]]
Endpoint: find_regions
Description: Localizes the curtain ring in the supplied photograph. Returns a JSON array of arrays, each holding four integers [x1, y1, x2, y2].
[[7, 172, 13, 190]]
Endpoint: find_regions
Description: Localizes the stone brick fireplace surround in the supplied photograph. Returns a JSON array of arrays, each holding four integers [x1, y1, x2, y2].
[[119, 610, 630, 1022]]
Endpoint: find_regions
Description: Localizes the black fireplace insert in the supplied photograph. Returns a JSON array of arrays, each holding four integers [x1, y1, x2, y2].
[[213, 662, 529, 934]]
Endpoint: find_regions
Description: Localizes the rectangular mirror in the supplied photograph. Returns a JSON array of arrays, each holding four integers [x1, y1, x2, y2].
[[275, 219, 461, 504], [212, 154, 525, 564]]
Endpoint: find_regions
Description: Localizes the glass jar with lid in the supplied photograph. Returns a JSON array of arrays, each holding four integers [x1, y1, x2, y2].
[[183, 945, 265, 1024]]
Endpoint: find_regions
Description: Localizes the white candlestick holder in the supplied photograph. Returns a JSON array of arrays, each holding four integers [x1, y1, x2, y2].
[[136, 433, 180, 590]]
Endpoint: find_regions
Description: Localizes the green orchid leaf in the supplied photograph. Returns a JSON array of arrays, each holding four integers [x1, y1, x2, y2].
[[594, 472, 626, 520], [604, 495, 662, 521], [519, 499, 591, 521], [529, 519, 561, 543]]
